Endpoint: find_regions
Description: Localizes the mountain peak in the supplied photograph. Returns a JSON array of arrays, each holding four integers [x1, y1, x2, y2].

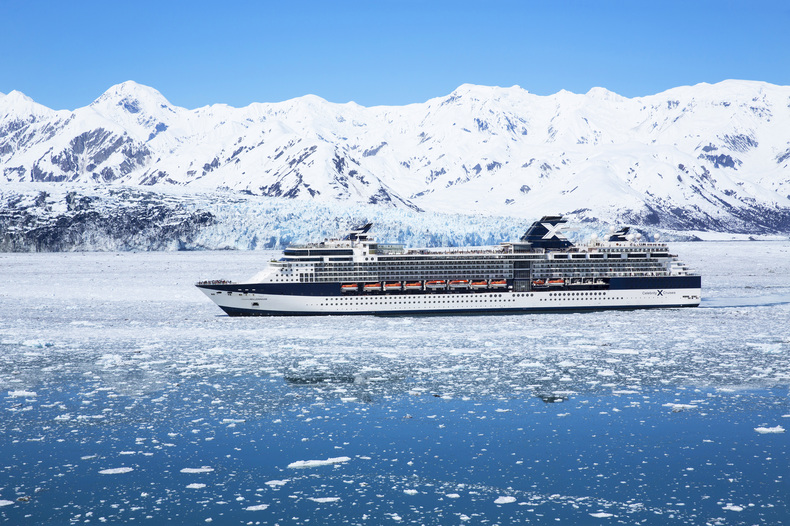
[[585, 86, 625, 102], [91, 81, 175, 114], [0, 89, 55, 117]]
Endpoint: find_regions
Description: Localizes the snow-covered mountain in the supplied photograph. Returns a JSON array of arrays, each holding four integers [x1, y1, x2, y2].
[[2, 79, 790, 245]]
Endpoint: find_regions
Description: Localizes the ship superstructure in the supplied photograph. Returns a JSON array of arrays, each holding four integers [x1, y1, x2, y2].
[[196, 216, 701, 316]]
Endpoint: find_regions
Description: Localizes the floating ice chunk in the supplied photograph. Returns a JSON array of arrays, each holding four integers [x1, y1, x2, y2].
[[309, 497, 341, 503], [287, 456, 351, 469], [403, 489, 418, 495], [446, 493, 461, 499], [754, 426, 785, 434], [180, 467, 215, 473], [590, 512, 614, 518], [722, 504, 744, 512], [494, 496, 516, 504], [265, 479, 289, 487], [99, 467, 133, 474], [245, 504, 269, 511], [8, 390, 37, 398], [663, 403, 698, 411], [0, 500, 14, 507], [186, 483, 206, 489]]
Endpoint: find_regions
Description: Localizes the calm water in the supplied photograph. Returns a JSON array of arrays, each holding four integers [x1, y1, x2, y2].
[[1, 242, 789, 525]]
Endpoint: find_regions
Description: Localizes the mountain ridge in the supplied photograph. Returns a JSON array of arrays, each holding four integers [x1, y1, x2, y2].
[[2, 79, 790, 234]]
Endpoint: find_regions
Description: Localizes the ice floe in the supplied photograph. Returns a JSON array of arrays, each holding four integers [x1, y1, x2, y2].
[[308, 497, 341, 503], [180, 467, 215, 473], [287, 456, 351, 469], [98, 467, 133, 474], [754, 426, 785, 434]]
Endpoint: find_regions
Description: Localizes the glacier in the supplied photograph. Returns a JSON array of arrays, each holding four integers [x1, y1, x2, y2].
[[2, 80, 790, 250]]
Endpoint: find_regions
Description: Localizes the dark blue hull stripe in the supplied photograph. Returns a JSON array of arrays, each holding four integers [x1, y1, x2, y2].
[[199, 275, 701, 297], [218, 303, 699, 317]]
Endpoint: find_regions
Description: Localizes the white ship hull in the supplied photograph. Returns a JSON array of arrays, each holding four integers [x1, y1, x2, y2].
[[198, 286, 702, 316]]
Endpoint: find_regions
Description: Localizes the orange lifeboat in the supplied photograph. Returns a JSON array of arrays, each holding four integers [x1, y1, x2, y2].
[[449, 279, 470, 289], [404, 281, 423, 290], [384, 282, 402, 291], [490, 279, 507, 289], [548, 279, 565, 286], [470, 280, 488, 290], [532, 279, 546, 287], [363, 282, 382, 292], [341, 283, 358, 293], [425, 280, 446, 290]]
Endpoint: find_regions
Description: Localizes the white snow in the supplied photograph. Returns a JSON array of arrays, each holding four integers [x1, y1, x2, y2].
[[287, 456, 351, 469], [3, 79, 790, 241]]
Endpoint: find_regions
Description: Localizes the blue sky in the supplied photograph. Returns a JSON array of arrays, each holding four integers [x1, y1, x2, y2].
[[2, 0, 788, 110]]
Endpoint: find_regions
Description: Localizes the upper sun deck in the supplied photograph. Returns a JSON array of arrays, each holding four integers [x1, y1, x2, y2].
[[281, 217, 675, 261]]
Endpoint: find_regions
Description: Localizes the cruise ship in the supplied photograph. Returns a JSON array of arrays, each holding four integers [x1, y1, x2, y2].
[[196, 216, 701, 316]]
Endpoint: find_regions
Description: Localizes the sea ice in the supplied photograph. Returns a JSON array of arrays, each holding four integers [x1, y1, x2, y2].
[[309, 497, 341, 503], [180, 467, 215, 473], [98, 467, 134, 474], [754, 426, 785, 434], [287, 456, 351, 469], [494, 496, 516, 504], [0, 500, 14, 507], [244, 504, 269, 511], [7, 390, 37, 398], [186, 483, 206, 489], [590, 512, 614, 518]]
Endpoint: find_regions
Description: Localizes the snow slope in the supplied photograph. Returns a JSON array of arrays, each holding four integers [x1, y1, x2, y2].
[[2, 80, 790, 238]]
